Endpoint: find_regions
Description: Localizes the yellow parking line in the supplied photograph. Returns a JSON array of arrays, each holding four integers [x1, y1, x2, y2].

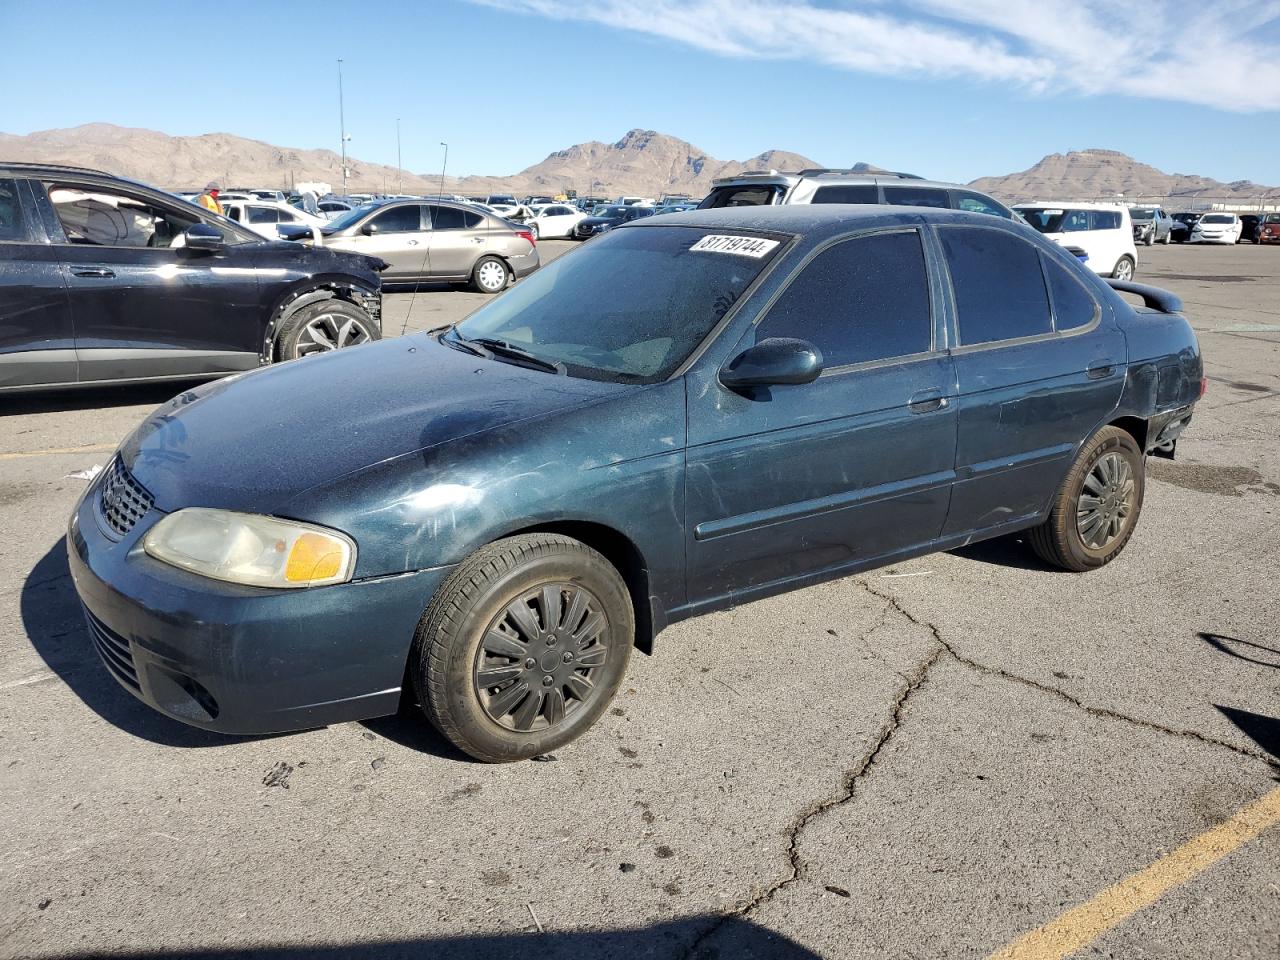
[[988, 785, 1280, 960], [0, 443, 118, 461]]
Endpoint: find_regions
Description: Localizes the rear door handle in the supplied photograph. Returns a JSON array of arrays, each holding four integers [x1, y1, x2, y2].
[[74, 268, 115, 278], [908, 389, 949, 414], [1087, 361, 1116, 380]]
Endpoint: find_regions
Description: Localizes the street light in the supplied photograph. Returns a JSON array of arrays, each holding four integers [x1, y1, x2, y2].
[[396, 118, 403, 196], [337, 59, 350, 192], [438, 141, 449, 199]]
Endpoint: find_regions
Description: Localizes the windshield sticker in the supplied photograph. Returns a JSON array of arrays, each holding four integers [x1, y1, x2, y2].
[[689, 235, 780, 258]]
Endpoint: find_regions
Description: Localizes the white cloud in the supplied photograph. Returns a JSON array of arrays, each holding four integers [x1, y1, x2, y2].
[[471, 0, 1280, 112]]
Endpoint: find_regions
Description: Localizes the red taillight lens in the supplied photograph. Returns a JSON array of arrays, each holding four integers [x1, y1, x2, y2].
[[517, 229, 535, 246], [1200, 376, 1208, 398]]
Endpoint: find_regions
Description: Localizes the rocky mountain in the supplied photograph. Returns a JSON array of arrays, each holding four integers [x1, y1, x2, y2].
[[970, 149, 1273, 203]]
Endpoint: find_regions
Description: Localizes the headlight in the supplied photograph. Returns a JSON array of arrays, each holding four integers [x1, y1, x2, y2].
[[143, 508, 356, 588]]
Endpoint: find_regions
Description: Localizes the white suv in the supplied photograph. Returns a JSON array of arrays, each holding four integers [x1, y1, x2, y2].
[[1015, 202, 1138, 280]]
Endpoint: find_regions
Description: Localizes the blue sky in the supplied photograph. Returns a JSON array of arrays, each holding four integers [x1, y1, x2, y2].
[[2, 0, 1278, 185]]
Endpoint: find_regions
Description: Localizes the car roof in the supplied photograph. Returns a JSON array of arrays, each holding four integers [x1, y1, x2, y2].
[[628, 203, 1023, 240], [1015, 201, 1128, 210]]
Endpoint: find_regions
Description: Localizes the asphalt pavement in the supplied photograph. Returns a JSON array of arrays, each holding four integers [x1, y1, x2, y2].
[[1, 240, 1277, 960]]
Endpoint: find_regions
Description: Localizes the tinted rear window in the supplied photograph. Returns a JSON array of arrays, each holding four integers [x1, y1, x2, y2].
[[758, 230, 931, 367], [811, 185, 879, 204], [884, 187, 950, 210], [940, 227, 1051, 345], [1044, 256, 1097, 331]]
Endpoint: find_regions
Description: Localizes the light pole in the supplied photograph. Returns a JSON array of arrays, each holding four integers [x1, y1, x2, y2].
[[438, 141, 448, 199], [396, 118, 403, 196], [337, 59, 349, 192]]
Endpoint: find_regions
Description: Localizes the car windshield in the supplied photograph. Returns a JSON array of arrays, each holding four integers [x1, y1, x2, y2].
[[1130, 208, 1156, 219], [1265, 214, 1280, 223], [1201, 214, 1234, 224], [595, 206, 628, 218], [452, 225, 784, 384], [322, 203, 382, 233]]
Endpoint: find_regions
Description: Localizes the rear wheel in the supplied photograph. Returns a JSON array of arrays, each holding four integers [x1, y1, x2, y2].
[[274, 298, 380, 361], [1028, 425, 1145, 572], [1111, 256, 1135, 281], [470, 255, 511, 294], [411, 534, 634, 762]]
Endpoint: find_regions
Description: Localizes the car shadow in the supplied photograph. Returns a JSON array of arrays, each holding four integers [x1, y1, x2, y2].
[[1215, 705, 1280, 767], [21, 540, 268, 748], [53, 916, 819, 960], [948, 534, 1058, 572], [0, 380, 201, 416]]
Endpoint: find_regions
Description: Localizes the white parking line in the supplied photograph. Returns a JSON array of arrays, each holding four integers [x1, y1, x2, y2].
[[0, 672, 58, 691]]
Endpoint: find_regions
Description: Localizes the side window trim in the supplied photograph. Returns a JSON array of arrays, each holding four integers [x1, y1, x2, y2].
[[743, 225, 942, 377]]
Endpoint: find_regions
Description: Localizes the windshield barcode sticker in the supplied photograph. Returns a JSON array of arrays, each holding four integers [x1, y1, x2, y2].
[[690, 235, 780, 258]]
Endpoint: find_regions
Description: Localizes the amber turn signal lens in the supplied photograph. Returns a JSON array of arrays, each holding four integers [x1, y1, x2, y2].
[[285, 532, 347, 583]]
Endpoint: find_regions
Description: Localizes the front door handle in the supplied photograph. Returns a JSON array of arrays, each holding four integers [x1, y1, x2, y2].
[[1087, 361, 1116, 380], [406, 239, 419, 246], [908, 389, 949, 414], [74, 268, 115, 278]]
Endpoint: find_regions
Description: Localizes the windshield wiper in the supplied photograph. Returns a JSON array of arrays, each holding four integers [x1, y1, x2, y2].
[[441, 327, 492, 359], [468, 336, 567, 375]]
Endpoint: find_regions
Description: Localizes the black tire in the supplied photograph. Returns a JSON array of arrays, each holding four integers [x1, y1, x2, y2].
[[1028, 426, 1145, 572], [470, 255, 511, 294], [1111, 256, 1135, 280], [274, 297, 380, 361], [410, 534, 634, 762]]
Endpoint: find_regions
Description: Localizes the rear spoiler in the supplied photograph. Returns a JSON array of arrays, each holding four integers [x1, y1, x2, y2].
[[1105, 279, 1182, 314]]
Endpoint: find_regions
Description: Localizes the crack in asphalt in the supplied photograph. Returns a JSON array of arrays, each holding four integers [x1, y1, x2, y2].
[[681, 578, 1276, 958], [858, 580, 1278, 769], [681, 605, 946, 960]]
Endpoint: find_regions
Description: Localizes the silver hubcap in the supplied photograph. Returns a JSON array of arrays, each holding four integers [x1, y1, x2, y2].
[[1115, 259, 1133, 280], [1077, 452, 1134, 550], [477, 261, 507, 291], [473, 583, 609, 732], [295, 313, 370, 357]]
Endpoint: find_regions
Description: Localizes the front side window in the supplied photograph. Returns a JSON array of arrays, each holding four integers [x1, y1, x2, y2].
[[0, 179, 29, 242], [940, 226, 1051, 345], [453, 226, 784, 383], [45, 182, 219, 248], [369, 205, 422, 233], [811, 184, 878, 205], [756, 230, 931, 367], [883, 187, 950, 210]]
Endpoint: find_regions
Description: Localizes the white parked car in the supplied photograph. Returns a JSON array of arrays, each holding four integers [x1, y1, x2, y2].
[[220, 200, 327, 242], [1015, 202, 1138, 280], [491, 203, 536, 224], [616, 196, 655, 206], [527, 203, 587, 239], [1190, 213, 1242, 244]]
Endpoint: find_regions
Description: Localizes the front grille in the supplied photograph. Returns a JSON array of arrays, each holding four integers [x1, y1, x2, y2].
[[98, 457, 153, 538], [84, 606, 140, 691]]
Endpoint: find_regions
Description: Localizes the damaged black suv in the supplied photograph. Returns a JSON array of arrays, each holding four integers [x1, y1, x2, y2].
[[0, 163, 385, 392]]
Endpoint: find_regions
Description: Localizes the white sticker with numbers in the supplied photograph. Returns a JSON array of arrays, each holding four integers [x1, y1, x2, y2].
[[689, 234, 780, 258]]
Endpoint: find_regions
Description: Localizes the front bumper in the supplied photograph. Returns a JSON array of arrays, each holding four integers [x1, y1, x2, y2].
[[67, 481, 453, 735]]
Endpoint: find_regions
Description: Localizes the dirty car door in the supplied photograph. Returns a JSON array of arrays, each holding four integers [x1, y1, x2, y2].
[[684, 227, 957, 607]]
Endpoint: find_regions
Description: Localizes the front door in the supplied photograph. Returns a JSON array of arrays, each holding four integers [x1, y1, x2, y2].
[[341, 204, 428, 281], [39, 179, 263, 382], [0, 178, 77, 388], [935, 224, 1126, 537], [684, 227, 957, 607]]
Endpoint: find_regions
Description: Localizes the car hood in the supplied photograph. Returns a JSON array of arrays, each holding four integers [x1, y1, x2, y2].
[[121, 336, 627, 515], [580, 216, 625, 227]]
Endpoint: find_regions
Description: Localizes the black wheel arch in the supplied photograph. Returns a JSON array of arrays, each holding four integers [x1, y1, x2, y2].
[[262, 275, 381, 361]]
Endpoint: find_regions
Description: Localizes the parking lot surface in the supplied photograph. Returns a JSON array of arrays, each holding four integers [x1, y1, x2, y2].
[[1, 241, 1277, 959]]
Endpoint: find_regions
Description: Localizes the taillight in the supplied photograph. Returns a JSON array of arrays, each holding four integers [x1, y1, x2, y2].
[[516, 229, 535, 247], [1200, 376, 1208, 398]]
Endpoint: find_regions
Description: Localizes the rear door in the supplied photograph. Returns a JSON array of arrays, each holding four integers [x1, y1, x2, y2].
[[685, 227, 957, 604], [40, 178, 263, 382], [936, 224, 1124, 537], [425, 204, 487, 278], [0, 178, 77, 388]]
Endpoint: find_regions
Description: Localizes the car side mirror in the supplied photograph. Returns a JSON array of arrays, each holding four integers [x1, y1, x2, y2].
[[720, 337, 824, 391], [361, 222, 378, 236], [183, 223, 225, 252]]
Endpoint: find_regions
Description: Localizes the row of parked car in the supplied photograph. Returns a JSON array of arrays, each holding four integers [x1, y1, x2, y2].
[[1127, 206, 1277, 245]]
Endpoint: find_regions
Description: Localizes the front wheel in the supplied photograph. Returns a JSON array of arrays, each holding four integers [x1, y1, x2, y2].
[[1111, 256, 1135, 281], [274, 298, 380, 361], [1162, 230, 1172, 244], [411, 534, 634, 762], [1028, 426, 1145, 572], [470, 255, 511, 294]]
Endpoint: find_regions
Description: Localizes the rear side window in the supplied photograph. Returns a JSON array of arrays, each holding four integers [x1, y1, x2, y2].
[[370, 205, 422, 233], [247, 207, 280, 224], [0, 179, 28, 241], [429, 205, 467, 230], [1043, 256, 1098, 331], [811, 185, 878, 204], [758, 230, 932, 367], [884, 187, 950, 210], [940, 227, 1051, 345], [1091, 211, 1121, 230], [953, 191, 1008, 218]]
